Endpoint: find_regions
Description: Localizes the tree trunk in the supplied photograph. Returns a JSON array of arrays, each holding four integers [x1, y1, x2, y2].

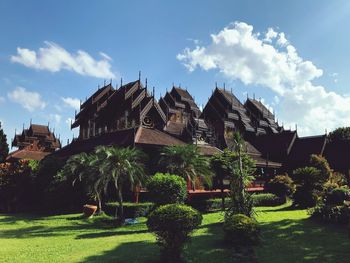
[[220, 176, 225, 211], [96, 192, 102, 214], [115, 180, 124, 224]]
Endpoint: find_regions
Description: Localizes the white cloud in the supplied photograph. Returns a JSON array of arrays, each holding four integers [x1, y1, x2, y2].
[[49, 113, 62, 125], [11, 41, 116, 79], [99, 52, 112, 61], [61, 97, 80, 110], [264, 28, 278, 43], [8, 87, 46, 112], [177, 21, 350, 135]]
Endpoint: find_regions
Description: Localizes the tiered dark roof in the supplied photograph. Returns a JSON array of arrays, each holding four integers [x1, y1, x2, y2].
[[249, 130, 297, 163], [160, 86, 214, 144], [72, 80, 166, 140], [245, 98, 281, 135], [287, 135, 327, 170], [7, 124, 61, 161], [53, 126, 220, 158]]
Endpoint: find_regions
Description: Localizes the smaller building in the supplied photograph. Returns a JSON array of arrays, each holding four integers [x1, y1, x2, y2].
[[7, 124, 61, 162]]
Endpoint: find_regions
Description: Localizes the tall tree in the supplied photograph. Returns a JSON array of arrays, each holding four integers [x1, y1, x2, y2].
[[96, 146, 146, 223], [0, 122, 9, 163], [328, 127, 350, 142], [159, 144, 213, 189]]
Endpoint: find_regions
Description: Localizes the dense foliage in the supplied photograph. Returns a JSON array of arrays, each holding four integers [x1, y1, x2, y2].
[[147, 204, 202, 262], [0, 122, 9, 163], [146, 173, 187, 206], [159, 144, 213, 188], [0, 160, 39, 212], [328, 127, 350, 142], [292, 167, 322, 207], [223, 213, 260, 247], [267, 174, 295, 199], [59, 146, 146, 223]]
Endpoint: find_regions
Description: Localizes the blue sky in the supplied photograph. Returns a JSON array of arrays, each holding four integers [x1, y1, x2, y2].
[[1, 0, 350, 149]]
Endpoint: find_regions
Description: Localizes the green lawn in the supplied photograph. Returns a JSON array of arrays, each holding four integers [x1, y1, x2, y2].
[[0, 204, 349, 263]]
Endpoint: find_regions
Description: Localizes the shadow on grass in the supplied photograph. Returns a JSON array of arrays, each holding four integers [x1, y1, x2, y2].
[[257, 218, 350, 263], [80, 220, 250, 263]]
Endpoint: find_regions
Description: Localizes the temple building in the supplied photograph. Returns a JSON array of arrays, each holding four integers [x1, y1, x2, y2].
[[7, 124, 61, 162], [56, 80, 221, 163], [49, 78, 329, 193]]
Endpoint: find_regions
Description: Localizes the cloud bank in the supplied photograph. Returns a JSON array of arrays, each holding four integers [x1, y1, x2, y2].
[[11, 41, 116, 79], [8, 87, 46, 112], [177, 22, 349, 135]]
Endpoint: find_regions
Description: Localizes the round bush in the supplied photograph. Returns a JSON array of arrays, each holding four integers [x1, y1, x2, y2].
[[267, 175, 295, 198], [146, 173, 187, 206], [223, 214, 260, 247], [147, 204, 202, 261]]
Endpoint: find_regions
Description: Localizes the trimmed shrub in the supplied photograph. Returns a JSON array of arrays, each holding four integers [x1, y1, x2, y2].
[[223, 213, 260, 247], [188, 193, 285, 213], [104, 202, 154, 218], [326, 187, 350, 206], [147, 204, 202, 262], [267, 175, 295, 198], [146, 173, 187, 206], [311, 203, 350, 225], [252, 193, 286, 207]]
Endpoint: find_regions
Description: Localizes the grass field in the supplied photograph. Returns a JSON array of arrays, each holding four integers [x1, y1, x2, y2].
[[0, 203, 349, 263]]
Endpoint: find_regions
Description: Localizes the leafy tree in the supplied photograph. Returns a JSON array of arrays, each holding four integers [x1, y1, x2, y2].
[[267, 174, 295, 200], [0, 122, 9, 163], [96, 146, 146, 223], [328, 127, 350, 142], [309, 154, 332, 186], [159, 144, 212, 188]]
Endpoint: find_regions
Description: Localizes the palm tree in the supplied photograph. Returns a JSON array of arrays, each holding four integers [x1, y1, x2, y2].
[[58, 153, 104, 214], [225, 131, 256, 217], [159, 145, 212, 189], [95, 146, 146, 223]]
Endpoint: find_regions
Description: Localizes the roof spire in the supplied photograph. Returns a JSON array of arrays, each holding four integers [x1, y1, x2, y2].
[[103, 80, 106, 86], [223, 83, 226, 90], [325, 128, 328, 135], [215, 82, 217, 89], [14, 128, 16, 135], [30, 118, 32, 125], [253, 93, 255, 99], [145, 78, 148, 88], [120, 78, 123, 87], [295, 124, 297, 131], [138, 70, 141, 82], [48, 122, 50, 130]]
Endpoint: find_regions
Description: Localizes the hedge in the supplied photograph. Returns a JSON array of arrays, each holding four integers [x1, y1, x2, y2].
[[104, 202, 154, 218], [188, 193, 286, 213]]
